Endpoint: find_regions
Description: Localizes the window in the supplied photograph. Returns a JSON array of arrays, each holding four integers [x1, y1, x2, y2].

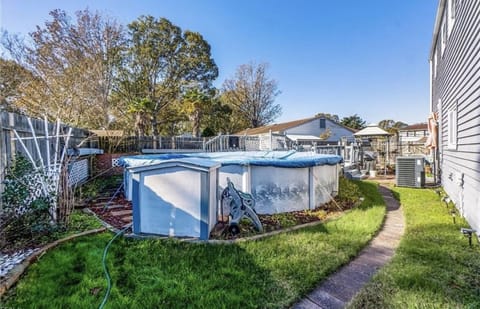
[[441, 18, 447, 55], [451, 0, 456, 19], [447, 104, 457, 149], [319, 118, 326, 129], [448, 0, 456, 36]]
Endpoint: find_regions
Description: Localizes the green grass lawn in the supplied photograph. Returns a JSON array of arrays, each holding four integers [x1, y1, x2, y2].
[[349, 186, 480, 309], [57, 210, 105, 236], [4, 181, 385, 308]]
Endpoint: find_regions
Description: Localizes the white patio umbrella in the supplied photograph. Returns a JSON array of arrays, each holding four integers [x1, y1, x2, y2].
[[354, 123, 392, 176]]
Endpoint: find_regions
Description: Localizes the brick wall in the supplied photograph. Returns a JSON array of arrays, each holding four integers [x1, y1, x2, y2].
[[95, 153, 131, 176]]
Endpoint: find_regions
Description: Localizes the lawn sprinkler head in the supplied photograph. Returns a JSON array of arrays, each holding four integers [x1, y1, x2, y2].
[[460, 228, 477, 247], [441, 196, 451, 207], [450, 209, 456, 224]]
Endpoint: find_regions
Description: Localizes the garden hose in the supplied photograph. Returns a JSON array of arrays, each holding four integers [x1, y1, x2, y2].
[[98, 223, 132, 309]]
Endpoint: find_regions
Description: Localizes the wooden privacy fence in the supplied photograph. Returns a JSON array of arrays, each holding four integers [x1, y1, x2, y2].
[[94, 132, 293, 154], [94, 135, 207, 154], [0, 111, 94, 192]]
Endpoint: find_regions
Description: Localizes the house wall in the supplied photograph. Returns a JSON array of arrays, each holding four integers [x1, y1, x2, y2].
[[285, 118, 354, 143], [431, 0, 480, 232], [398, 129, 428, 155], [398, 129, 428, 143]]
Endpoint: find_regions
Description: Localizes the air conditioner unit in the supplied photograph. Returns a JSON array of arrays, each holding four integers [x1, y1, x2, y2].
[[396, 156, 425, 188]]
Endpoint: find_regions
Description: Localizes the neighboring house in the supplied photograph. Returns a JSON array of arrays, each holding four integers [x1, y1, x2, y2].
[[429, 0, 480, 233], [398, 123, 428, 155], [236, 115, 356, 146]]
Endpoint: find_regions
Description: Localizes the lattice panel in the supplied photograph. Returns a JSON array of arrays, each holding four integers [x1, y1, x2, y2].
[[5, 171, 57, 216], [68, 159, 89, 186], [111, 158, 120, 168]]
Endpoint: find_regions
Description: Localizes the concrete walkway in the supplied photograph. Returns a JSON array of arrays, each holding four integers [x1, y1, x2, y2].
[[293, 185, 405, 309]]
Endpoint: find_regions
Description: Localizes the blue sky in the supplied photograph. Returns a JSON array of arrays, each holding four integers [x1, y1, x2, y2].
[[0, 0, 438, 125]]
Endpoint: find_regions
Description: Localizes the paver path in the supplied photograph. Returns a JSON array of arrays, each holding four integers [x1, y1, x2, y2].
[[293, 184, 405, 309]]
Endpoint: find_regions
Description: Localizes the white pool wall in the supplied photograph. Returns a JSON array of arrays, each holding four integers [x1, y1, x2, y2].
[[121, 151, 342, 215]]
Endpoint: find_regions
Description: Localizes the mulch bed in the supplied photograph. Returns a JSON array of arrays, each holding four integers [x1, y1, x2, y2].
[[85, 189, 355, 240], [210, 202, 347, 240], [87, 193, 132, 230]]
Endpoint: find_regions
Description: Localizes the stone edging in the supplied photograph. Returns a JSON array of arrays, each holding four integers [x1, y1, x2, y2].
[[0, 227, 106, 297], [82, 208, 123, 234], [204, 220, 326, 244], [84, 203, 347, 244]]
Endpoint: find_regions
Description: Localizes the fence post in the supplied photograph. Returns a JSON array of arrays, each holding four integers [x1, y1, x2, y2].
[[0, 111, 5, 209], [8, 113, 16, 159], [269, 130, 273, 151]]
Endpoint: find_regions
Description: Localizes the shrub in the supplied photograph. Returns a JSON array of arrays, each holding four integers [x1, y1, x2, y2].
[[1, 155, 57, 251], [77, 175, 123, 200], [336, 176, 362, 209]]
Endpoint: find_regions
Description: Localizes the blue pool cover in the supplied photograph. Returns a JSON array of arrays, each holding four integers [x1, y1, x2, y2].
[[119, 151, 343, 169]]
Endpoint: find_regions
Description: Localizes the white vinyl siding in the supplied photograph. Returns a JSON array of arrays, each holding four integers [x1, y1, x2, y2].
[[431, 0, 480, 235]]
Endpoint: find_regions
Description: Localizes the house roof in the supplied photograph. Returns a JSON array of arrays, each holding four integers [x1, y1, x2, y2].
[[90, 129, 124, 137], [354, 123, 391, 137], [400, 123, 428, 131], [236, 115, 356, 135], [286, 134, 323, 142], [236, 116, 318, 135]]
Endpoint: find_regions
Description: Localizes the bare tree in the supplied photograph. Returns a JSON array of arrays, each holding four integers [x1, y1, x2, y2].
[[0, 58, 33, 111], [222, 62, 281, 128], [1, 9, 125, 129]]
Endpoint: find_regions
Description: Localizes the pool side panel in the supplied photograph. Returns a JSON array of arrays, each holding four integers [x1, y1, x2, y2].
[[309, 167, 314, 210], [200, 172, 209, 240], [132, 174, 141, 233]]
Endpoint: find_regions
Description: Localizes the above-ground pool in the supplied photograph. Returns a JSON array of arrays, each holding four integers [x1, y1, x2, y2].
[[119, 151, 343, 239]]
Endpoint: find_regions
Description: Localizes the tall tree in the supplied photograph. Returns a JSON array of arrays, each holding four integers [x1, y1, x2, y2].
[[222, 62, 281, 128], [1, 9, 125, 128], [180, 88, 213, 137], [378, 119, 395, 131], [0, 58, 33, 112], [340, 114, 366, 130], [122, 16, 218, 136], [315, 113, 340, 123], [379, 119, 408, 135], [200, 91, 251, 136]]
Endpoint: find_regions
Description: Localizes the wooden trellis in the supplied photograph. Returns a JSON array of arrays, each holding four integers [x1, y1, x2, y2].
[[10, 116, 72, 221]]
